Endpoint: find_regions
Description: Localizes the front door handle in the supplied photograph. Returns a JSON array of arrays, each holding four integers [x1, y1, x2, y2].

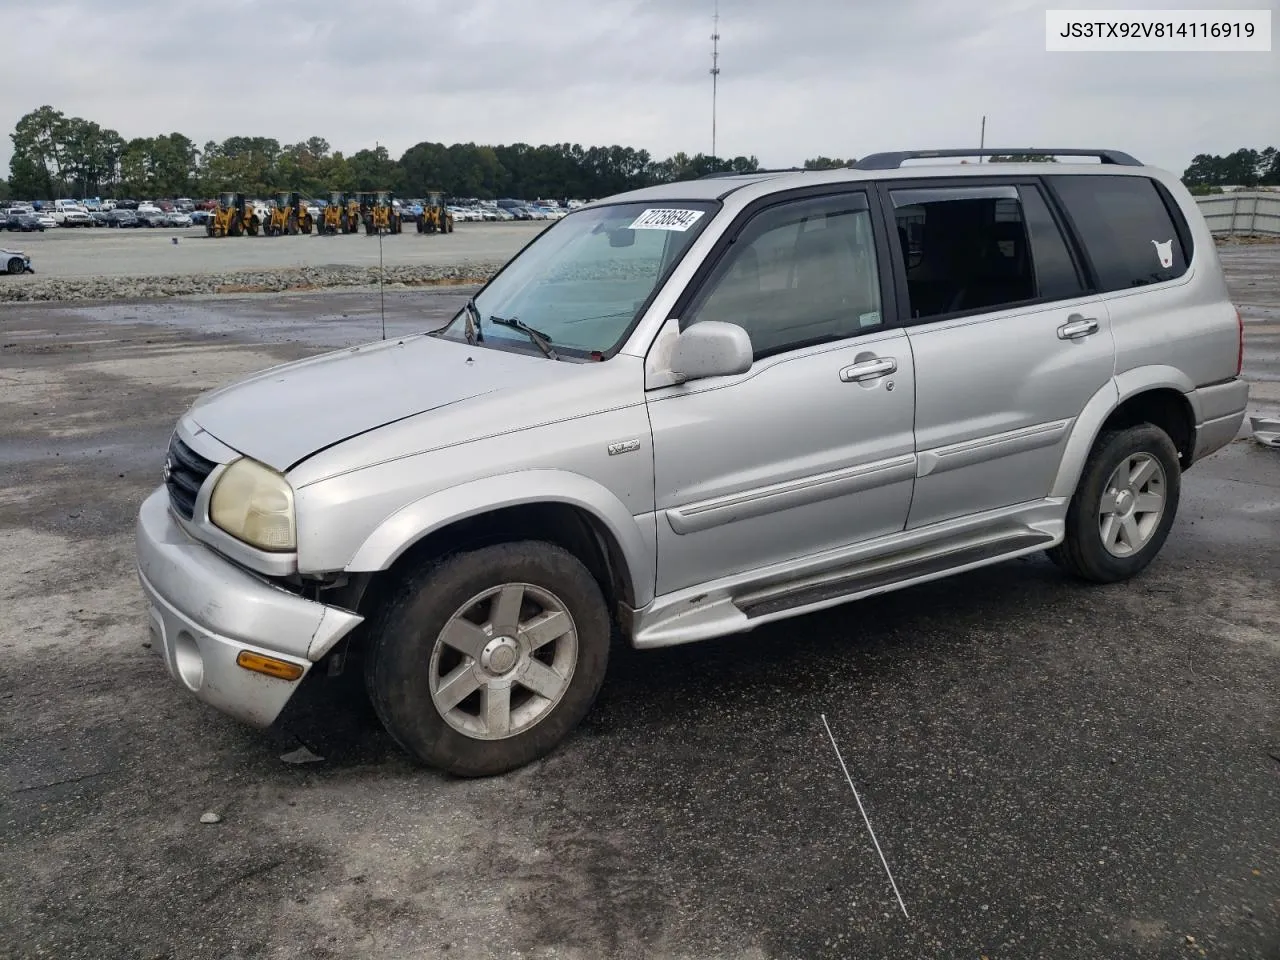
[[839, 357, 897, 382], [1057, 315, 1099, 340]]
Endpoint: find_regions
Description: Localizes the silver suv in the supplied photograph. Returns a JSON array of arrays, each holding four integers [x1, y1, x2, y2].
[[136, 148, 1249, 776]]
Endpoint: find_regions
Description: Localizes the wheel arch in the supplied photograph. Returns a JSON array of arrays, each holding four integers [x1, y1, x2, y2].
[[345, 470, 654, 613], [1051, 369, 1199, 498]]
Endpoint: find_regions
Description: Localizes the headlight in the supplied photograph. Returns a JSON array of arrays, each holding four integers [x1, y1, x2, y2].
[[209, 458, 296, 552]]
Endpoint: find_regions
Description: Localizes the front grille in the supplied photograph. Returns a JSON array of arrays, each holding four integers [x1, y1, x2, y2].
[[165, 434, 216, 521]]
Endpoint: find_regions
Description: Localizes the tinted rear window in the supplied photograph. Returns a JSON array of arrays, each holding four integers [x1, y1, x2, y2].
[[1048, 175, 1190, 292]]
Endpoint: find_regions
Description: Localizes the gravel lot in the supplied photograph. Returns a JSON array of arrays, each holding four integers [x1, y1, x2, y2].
[[0, 246, 1277, 959], [0, 222, 546, 301]]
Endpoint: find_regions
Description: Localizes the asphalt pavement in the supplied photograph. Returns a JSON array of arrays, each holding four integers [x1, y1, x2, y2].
[[1, 247, 1277, 960]]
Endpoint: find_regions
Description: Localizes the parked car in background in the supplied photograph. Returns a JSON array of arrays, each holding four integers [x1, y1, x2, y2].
[[112, 210, 142, 228], [59, 208, 94, 227], [190, 210, 210, 226], [5, 213, 46, 232], [89, 211, 111, 227], [32, 212, 57, 230], [2, 246, 33, 275], [165, 210, 193, 228]]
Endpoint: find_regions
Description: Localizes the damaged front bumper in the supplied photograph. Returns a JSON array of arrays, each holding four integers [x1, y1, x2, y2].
[[135, 486, 363, 727]]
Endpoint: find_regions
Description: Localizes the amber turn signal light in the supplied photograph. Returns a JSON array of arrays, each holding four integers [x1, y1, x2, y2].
[[236, 650, 305, 681]]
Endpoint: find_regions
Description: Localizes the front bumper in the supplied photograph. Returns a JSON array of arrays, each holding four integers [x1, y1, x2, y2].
[[135, 487, 363, 727]]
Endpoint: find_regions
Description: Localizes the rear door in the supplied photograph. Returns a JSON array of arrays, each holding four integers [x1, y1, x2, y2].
[[879, 178, 1116, 529]]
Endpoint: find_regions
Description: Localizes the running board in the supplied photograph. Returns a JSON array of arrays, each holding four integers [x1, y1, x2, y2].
[[737, 531, 1054, 620]]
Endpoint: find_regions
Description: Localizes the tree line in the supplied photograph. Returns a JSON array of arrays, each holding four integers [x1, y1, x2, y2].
[[3, 105, 762, 202], [1181, 147, 1280, 191], [4, 107, 1277, 202]]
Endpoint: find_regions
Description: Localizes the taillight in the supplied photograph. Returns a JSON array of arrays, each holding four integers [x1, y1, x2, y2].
[[1236, 305, 1244, 377]]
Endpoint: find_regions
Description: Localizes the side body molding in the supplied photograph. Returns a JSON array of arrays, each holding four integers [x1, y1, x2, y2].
[[1050, 366, 1199, 499], [344, 469, 656, 607]]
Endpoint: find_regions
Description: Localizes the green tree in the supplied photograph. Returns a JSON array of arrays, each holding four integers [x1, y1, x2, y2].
[[10, 105, 69, 196], [347, 145, 401, 191], [804, 156, 849, 170]]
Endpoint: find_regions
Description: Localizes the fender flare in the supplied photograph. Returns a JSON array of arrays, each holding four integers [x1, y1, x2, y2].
[[345, 469, 655, 607], [1050, 367, 1199, 498]]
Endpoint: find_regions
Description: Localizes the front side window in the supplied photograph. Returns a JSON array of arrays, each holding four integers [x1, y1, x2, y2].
[[682, 192, 883, 359], [434, 200, 716, 358], [1048, 175, 1190, 292]]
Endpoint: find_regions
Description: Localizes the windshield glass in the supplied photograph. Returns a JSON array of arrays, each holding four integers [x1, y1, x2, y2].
[[435, 200, 717, 357]]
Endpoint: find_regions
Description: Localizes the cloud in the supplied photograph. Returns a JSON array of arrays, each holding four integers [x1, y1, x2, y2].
[[2, 0, 1276, 179]]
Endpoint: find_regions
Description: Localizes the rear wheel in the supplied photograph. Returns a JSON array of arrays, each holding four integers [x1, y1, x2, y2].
[[1048, 424, 1181, 583], [7, 257, 24, 275], [364, 541, 611, 777]]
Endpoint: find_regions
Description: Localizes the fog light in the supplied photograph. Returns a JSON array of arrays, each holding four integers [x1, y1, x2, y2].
[[236, 650, 305, 682]]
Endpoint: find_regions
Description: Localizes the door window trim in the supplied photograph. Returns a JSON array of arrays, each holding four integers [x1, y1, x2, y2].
[[664, 184, 901, 358], [874, 175, 1092, 329]]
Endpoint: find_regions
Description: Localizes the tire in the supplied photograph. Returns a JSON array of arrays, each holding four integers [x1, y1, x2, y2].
[[7, 257, 24, 275], [364, 541, 611, 777], [1047, 424, 1181, 583]]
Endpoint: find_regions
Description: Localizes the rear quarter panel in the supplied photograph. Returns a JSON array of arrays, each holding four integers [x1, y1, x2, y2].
[[1108, 171, 1239, 393]]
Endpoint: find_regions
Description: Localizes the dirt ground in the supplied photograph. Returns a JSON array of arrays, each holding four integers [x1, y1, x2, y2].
[[1, 247, 1278, 960]]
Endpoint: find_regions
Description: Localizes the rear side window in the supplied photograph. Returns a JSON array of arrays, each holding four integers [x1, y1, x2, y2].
[[1048, 175, 1189, 291], [889, 184, 1039, 320]]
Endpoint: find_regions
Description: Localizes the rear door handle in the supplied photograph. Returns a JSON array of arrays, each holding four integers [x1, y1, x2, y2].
[[1057, 315, 1099, 340], [839, 357, 897, 382]]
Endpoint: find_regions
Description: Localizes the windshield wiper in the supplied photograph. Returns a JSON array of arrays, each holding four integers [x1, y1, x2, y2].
[[490, 315, 558, 359]]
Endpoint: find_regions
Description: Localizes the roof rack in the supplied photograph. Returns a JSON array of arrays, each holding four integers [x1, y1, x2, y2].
[[849, 148, 1142, 170], [698, 167, 807, 180]]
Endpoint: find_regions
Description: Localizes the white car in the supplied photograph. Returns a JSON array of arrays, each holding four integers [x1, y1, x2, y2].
[[33, 212, 57, 229], [493, 209, 514, 221], [137, 202, 162, 216]]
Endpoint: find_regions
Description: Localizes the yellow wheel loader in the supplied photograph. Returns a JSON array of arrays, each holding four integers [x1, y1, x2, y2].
[[206, 192, 261, 238], [321, 191, 353, 235], [415, 191, 454, 235], [360, 191, 402, 235], [265, 192, 314, 236]]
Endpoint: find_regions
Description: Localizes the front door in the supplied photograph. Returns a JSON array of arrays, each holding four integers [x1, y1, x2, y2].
[[646, 189, 917, 596], [882, 179, 1117, 529]]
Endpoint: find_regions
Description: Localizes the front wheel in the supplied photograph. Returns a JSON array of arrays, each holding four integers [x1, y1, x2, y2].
[[1048, 424, 1181, 583], [365, 542, 611, 777], [7, 257, 24, 275]]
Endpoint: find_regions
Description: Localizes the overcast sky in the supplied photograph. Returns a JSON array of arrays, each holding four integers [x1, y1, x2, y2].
[[3, 0, 1277, 178]]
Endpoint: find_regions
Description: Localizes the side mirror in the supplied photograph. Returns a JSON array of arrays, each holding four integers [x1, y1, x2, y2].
[[669, 321, 753, 382]]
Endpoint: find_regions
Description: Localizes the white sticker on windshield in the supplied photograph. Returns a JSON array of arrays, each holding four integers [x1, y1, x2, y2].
[[629, 208, 705, 232]]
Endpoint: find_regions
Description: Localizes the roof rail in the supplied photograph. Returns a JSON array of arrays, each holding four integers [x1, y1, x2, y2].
[[849, 148, 1142, 170], [698, 166, 808, 180]]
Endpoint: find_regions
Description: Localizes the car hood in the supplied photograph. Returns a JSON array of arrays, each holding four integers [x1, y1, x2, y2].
[[188, 333, 571, 472]]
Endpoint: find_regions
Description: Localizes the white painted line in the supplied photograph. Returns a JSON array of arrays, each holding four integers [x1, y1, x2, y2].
[[821, 713, 910, 919]]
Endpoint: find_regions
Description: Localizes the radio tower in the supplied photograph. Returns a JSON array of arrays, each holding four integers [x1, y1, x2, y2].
[[710, 0, 721, 159]]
